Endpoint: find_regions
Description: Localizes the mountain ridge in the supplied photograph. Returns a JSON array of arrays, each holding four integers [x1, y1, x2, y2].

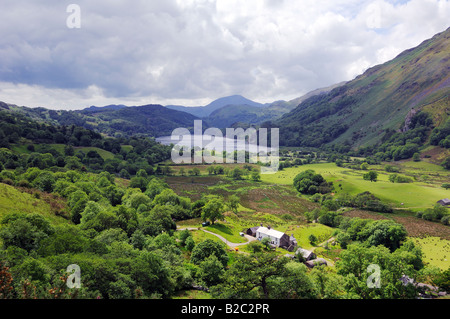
[[270, 26, 450, 148]]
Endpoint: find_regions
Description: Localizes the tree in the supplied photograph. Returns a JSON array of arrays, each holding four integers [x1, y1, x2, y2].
[[129, 176, 148, 192], [434, 268, 450, 292], [201, 197, 226, 225], [152, 189, 191, 220], [261, 237, 272, 250], [190, 239, 228, 267], [144, 178, 169, 199], [293, 170, 332, 195], [412, 152, 420, 162], [358, 219, 407, 251], [230, 167, 243, 180], [38, 224, 87, 256], [442, 183, 450, 190], [210, 251, 288, 299], [227, 195, 240, 214], [198, 254, 225, 287], [140, 205, 177, 236], [336, 243, 419, 299], [0, 213, 54, 252], [308, 234, 318, 246], [269, 262, 318, 299], [363, 171, 378, 182], [178, 229, 192, 246], [131, 251, 174, 297], [64, 145, 75, 156], [251, 170, 261, 181], [33, 171, 55, 193]]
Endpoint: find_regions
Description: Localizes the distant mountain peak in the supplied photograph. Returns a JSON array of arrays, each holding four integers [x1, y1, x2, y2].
[[165, 95, 264, 118]]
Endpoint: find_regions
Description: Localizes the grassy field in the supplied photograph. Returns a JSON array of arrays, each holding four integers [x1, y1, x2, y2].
[[410, 237, 450, 270], [170, 160, 449, 270], [0, 183, 68, 225], [261, 162, 449, 210]]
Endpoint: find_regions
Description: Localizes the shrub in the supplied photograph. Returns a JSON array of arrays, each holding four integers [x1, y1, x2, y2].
[[441, 215, 450, 226]]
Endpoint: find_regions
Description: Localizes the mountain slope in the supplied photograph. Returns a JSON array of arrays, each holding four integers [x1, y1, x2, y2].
[[1, 102, 201, 138], [203, 83, 348, 128], [166, 95, 265, 118], [205, 104, 279, 127], [80, 104, 201, 137], [272, 27, 450, 148]]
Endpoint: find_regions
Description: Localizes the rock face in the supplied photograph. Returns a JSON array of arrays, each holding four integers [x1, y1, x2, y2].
[[402, 108, 418, 132]]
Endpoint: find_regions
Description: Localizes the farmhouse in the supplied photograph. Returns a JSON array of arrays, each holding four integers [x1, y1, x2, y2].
[[437, 198, 450, 206], [246, 225, 297, 251]]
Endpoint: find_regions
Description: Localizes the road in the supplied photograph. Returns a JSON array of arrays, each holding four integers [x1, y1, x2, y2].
[[177, 227, 257, 248]]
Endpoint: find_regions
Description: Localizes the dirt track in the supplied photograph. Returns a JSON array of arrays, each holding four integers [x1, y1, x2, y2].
[[177, 227, 257, 248]]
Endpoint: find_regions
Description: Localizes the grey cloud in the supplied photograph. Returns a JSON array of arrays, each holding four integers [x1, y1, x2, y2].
[[0, 0, 449, 108]]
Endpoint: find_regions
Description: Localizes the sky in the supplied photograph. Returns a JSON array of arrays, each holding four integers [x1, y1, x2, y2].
[[0, 0, 449, 110]]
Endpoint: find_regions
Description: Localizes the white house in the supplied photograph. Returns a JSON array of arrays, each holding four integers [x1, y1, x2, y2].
[[256, 226, 287, 247]]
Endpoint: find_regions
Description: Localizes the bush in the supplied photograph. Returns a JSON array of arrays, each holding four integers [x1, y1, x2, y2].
[[293, 170, 333, 195], [389, 174, 413, 183], [308, 234, 318, 246]]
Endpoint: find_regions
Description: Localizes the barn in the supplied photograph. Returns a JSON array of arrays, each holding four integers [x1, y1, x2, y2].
[[437, 198, 450, 206], [296, 248, 316, 261], [305, 258, 328, 268]]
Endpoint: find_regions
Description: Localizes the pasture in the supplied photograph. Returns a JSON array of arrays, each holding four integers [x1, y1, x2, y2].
[[261, 162, 449, 210]]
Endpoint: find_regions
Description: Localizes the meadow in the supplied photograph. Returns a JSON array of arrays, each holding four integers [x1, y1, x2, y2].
[[261, 161, 449, 210], [170, 159, 449, 270], [410, 237, 450, 270]]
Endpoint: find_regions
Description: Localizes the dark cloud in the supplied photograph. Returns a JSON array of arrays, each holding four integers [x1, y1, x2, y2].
[[0, 0, 449, 109]]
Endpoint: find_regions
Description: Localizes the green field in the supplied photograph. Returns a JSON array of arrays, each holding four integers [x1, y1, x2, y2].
[[0, 183, 67, 225], [10, 143, 116, 161], [261, 162, 449, 210], [410, 237, 450, 270]]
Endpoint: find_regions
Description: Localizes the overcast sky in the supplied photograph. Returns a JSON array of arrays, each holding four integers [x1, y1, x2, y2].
[[0, 0, 449, 110]]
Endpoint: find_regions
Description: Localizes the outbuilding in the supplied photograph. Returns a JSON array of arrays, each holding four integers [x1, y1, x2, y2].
[[296, 248, 316, 261], [305, 258, 328, 268], [437, 198, 450, 206]]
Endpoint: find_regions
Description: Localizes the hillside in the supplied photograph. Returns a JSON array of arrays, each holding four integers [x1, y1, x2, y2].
[[166, 95, 265, 118], [1, 102, 201, 138], [84, 104, 201, 137], [272, 27, 450, 149]]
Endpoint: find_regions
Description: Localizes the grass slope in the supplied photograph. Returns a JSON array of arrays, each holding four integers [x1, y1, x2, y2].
[[261, 162, 449, 210], [0, 183, 68, 225]]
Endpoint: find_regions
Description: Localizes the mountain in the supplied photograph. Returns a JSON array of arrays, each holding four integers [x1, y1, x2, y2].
[[80, 104, 127, 114], [271, 27, 450, 148], [205, 104, 278, 128], [1, 102, 201, 138], [78, 104, 201, 137], [194, 84, 347, 128], [166, 94, 265, 118]]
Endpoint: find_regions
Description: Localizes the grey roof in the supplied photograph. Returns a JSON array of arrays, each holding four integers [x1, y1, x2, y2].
[[296, 248, 315, 258], [305, 258, 327, 267]]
